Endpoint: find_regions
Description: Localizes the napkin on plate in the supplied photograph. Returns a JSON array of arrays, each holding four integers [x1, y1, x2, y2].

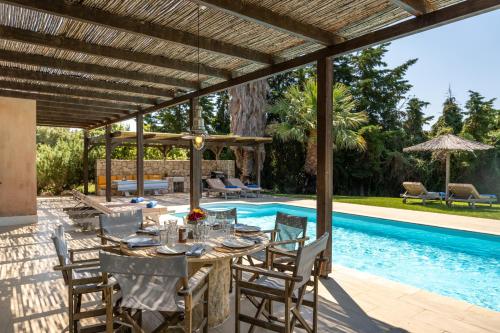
[[136, 226, 159, 236], [186, 244, 206, 257]]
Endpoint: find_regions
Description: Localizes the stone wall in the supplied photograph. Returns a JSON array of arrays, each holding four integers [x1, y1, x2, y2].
[[95, 159, 235, 193]]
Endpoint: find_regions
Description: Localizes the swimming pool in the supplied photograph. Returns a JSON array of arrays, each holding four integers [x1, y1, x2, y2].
[[178, 202, 500, 311]]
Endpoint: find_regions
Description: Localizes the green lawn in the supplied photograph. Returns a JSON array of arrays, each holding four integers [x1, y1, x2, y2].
[[268, 193, 500, 220]]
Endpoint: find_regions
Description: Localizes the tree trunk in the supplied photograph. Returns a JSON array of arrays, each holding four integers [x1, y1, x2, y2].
[[229, 80, 268, 181], [305, 129, 318, 176]]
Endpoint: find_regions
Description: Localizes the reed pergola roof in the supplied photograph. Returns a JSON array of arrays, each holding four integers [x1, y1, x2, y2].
[[90, 130, 272, 149], [0, 0, 498, 128]]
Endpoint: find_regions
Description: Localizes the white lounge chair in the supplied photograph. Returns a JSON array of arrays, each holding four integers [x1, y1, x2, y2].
[[400, 182, 443, 205], [205, 178, 241, 199], [225, 177, 262, 197], [447, 183, 497, 208]]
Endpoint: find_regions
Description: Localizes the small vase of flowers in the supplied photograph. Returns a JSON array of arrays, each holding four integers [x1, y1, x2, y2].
[[186, 208, 207, 240]]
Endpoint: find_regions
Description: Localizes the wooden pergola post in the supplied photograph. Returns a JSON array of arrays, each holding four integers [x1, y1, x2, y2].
[[83, 130, 89, 195], [316, 57, 333, 276], [136, 113, 145, 197], [105, 125, 112, 202], [189, 97, 202, 210], [254, 144, 262, 187]]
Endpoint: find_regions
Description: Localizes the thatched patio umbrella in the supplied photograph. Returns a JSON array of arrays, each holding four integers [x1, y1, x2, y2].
[[403, 134, 493, 200]]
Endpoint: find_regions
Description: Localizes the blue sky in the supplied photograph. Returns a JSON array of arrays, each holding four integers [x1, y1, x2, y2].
[[126, 9, 500, 130], [384, 9, 500, 122]]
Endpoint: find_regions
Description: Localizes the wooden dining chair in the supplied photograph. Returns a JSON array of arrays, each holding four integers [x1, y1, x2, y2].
[[233, 232, 329, 333], [98, 210, 143, 244], [99, 251, 212, 333], [51, 225, 117, 333], [247, 212, 308, 268], [203, 207, 238, 223]]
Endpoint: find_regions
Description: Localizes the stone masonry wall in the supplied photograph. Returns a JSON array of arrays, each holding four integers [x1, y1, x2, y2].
[[95, 159, 235, 193]]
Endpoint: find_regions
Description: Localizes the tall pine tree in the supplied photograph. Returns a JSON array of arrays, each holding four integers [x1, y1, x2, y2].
[[403, 97, 432, 144], [431, 88, 463, 135]]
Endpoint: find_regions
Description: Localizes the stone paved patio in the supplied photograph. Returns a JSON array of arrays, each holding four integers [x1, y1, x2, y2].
[[0, 195, 497, 332]]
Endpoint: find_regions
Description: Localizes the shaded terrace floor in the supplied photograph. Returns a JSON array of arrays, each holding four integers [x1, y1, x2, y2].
[[0, 196, 497, 332]]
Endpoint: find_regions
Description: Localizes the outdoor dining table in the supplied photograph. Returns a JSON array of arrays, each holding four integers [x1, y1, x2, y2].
[[118, 229, 269, 327]]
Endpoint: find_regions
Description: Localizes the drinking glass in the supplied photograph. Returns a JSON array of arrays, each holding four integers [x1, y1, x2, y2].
[[167, 220, 178, 245], [159, 226, 168, 245]]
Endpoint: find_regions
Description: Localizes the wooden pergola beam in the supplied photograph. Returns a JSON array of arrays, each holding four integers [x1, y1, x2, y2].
[[37, 122, 87, 128], [391, 0, 430, 16], [0, 49, 198, 89], [0, 80, 157, 105], [2, 0, 275, 64], [37, 105, 129, 116], [0, 25, 231, 80], [190, 0, 344, 45], [0, 88, 139, 110], [37, 117, 98, 126], [0, 66, 175, 97], [37, 101, 132, 113], [37, 110, 114, 121], [88, 0, 500, 129]]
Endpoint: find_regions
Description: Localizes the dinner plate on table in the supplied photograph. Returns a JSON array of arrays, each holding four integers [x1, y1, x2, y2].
[[156, 243, 190, 255], [123, 236, 159, 247], [234, 224, 261, 233], [222, 238, 255, 249]]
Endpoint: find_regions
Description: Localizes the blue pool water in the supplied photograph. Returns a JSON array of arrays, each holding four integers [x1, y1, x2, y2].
[[178, 202, 500, 311]]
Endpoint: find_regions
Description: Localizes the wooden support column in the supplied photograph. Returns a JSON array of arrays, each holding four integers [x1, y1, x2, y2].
[[189, 98, 202, 210], [105, 125, 112, 202], [254, 144, 262, 186], [316, 57, 333, 276], [83, 130, 89, 195], [136, 113, 145, 197]]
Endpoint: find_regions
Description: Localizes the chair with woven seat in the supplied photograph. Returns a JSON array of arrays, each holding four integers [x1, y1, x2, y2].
[[98, 210, 143, 245], [99, 251, 212, 333], [51, 225, 117, 333], [233, 232, 329, 333]]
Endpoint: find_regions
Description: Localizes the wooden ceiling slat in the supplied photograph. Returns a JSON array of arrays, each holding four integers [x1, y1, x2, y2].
[[2, 0, 275, 64], [37, 107, 124, 118], [0, 66, 175, 97], [0, 80, 157, 105], [37, 101, 130, 114], [0, 49, 198, 89], [190, 0, 344, 45], [0, 25, 231, 79], [38, 111, 113, 121], [0, 88, 139, 110]]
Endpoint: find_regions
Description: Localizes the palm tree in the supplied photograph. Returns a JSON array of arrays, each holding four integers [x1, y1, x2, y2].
[[229, 80, 268, 180], [267, 78, 368, 176]]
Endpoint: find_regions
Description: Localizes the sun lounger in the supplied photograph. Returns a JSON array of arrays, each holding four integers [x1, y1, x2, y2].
[[69, 190, 171, 228], [400, 182, 443, 205], [447, 183, 497, 208], [205, 178, 241, 199], [225, 177, 262, 197]]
